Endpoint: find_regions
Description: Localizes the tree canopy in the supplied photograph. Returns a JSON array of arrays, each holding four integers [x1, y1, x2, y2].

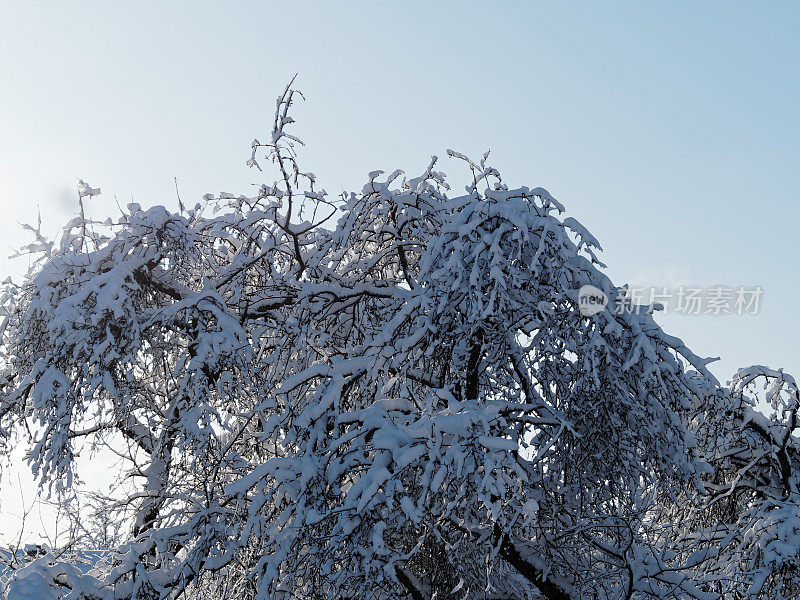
[[1, 83, 798, 600]]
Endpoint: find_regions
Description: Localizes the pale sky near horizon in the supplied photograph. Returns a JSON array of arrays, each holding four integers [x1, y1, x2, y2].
[[1, 1, 798, 542]]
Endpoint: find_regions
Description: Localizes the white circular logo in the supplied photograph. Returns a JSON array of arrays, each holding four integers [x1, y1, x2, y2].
[[578, 285, 608, 316]]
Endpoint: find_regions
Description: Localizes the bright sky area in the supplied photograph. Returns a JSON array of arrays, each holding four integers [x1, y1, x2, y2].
[[0, 1, 798, 543]]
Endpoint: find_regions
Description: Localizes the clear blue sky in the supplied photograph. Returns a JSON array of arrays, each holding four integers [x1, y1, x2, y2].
[[1, 0, 799, 545], [0, 1, 797, 382]]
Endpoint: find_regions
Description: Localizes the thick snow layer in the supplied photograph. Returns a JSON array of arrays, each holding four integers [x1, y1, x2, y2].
[[2, 571, 58, 600]]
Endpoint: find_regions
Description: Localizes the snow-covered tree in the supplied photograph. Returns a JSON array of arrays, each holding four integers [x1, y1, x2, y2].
[[0, 82, 797, 600]]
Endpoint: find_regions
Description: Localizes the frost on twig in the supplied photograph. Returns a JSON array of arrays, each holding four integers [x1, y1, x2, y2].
[[0, 81, 798, 600]]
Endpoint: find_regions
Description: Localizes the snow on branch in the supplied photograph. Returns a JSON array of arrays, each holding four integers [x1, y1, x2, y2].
[[0, 81, 797, 600]]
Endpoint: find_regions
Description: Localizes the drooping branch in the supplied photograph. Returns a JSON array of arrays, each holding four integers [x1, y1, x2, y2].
[[498, 534, 573, 600], [465, 328, 484, 401], [394, 566, 425, 600]]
